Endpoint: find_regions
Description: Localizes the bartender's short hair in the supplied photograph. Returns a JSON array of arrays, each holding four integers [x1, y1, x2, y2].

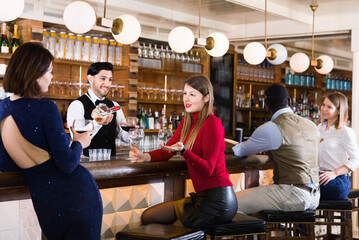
[[264, 84, 289, 112], [87, 62, 113, 76], [4, 42, 54, 98]]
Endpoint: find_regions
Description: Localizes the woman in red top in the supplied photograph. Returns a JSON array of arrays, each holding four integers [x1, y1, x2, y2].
[[129, 75, 237, 230]]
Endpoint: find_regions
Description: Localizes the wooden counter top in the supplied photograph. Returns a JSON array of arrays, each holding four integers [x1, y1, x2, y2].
[[0, 151, 272, 202]]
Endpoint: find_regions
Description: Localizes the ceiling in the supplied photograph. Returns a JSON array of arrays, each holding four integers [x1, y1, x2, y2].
[[19, 0, 359, 60]]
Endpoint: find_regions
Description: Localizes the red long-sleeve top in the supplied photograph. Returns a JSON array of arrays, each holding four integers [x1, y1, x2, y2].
[[149, 112, 232, 193]]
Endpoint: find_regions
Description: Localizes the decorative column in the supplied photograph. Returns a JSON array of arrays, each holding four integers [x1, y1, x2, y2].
[[351, 28, 359, 237]]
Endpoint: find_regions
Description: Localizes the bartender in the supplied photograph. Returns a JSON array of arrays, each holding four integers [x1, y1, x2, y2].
[[67, 62, 129, 156]]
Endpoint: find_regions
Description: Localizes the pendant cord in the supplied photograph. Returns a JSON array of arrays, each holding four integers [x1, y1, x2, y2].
[[265, 0, 267, 50], [199, 0, 201, 38]]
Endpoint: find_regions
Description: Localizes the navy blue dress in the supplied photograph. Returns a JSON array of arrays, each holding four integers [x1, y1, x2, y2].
[[0, 97, 102, 240]]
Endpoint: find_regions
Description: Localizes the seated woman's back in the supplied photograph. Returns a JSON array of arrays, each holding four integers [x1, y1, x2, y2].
[[0, 115, 51, 169]]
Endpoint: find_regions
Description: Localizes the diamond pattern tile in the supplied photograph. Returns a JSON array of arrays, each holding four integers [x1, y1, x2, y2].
[[115, 186, 133, 212], [101, 213, 116, 239], [115, 211, 132, 232], [131, 185, 149, 209], [259, 169, 274, 186], [147, 183, 164, 206], [230, 173, 245, 192], [101, 188, 116, 214]]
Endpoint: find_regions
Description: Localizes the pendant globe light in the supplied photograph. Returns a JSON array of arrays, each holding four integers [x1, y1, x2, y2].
[[63, 1, 96, 34], [289, 0, 333, 74], [112, 15, 141, 44], [0, 0, 24, 21], [167, 0, 229, 57], [243, 0, 287, 65]]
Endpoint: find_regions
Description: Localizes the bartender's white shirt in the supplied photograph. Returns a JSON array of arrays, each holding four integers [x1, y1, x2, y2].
[[318, 122, 359, 172], [67, 89, 129, 143]]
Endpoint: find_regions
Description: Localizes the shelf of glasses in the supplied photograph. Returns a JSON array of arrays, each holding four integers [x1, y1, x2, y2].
[[284, 84, 321, 90], [236, 107, 267, 112], [139, 67, 199, 77], [0, 53, 11, 60], [137, 99, 183, 105], [143, 129, 175, 133], [237, 79, 274, 86]]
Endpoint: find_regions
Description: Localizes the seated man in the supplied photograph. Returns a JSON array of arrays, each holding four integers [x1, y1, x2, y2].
[[233, 84, 320, 214]]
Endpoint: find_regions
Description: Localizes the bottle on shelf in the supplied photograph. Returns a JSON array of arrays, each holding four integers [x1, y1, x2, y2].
[[139, 107, 146, 129], [100, 38, 108, 62], [154, 111, 161, 129], [115, 42, 123, 66], [168, 115, 173, 130], [148, 43, 154, 58], [165, 46, 171, 59], [137, 105, 142, 125], [285, 69, 292, 85], [65, 33, 75, 60], [82, 36, 91, 62], [0, 23, 9, 54], [160, 45, 166, 59], [172, 111, 177, 129], [73, 34, 83, 61], [311, 73, 315, 87], [142, 43, 148, 58], [48, 30, 57, 57], [11, 24, 20, 53], [153, 44, 160, 59], [43, 29, 48, 50], [108, 39, 116, 64], [91, 103, 120, 123], [56, 32, 67, 59], [326, 75, 331, 89], [146, 108, 154, 129]]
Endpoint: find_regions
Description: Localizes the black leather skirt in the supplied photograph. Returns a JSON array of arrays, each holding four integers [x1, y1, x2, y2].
[[174, 186, 238, 230]]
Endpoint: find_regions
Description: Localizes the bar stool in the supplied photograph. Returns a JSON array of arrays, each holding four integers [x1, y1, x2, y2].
[[115, 223, 205, 240], [315, 199, 353, 240], [206, 212, 266, 240], [260, 210, 316, 240], [348, 188, 359, 223]]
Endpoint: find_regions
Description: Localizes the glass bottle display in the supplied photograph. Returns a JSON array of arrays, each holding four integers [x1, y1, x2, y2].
[[42, 29, 48, 50], [115, 42, 123, 66], [56, 32, 67, 59], [108, 39, 116, 64], [48, 30, 57, 57], [82, 36, 91, 62], [65, 33, 75, 60], [90, 37, 100, 62], [74, 34, 83, 61], [100, 38, 108, 62], [11, 24, 20, 53], [0, 23, 9, 54]]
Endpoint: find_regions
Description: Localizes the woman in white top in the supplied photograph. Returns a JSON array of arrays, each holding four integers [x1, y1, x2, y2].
[[318, 92, 359, 200]]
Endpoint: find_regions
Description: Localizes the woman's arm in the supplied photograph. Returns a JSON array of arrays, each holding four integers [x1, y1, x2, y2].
[[44, 101, 82, 174], [319, 165, 351, 186]]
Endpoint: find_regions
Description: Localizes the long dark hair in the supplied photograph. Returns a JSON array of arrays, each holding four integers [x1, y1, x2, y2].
[[4, 42, 54, 98]]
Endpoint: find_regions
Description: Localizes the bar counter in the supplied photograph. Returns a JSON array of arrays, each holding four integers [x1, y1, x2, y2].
[[0, 150, 272, 202]]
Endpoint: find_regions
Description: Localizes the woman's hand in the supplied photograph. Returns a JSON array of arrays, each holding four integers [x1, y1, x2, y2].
[[160, 142, 184, 152], [70, 127, 95, 149], [319, 170, 337, 186], [129, 145, 150, 163]]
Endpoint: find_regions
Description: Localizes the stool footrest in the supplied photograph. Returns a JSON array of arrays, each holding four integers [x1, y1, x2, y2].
[[260, 210, 316, 222]]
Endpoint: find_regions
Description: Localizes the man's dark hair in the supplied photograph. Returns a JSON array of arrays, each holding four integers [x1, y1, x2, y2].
[[87, 62, 113, 76], [4, 42, 54, 98], [264, 84, 289, 112]]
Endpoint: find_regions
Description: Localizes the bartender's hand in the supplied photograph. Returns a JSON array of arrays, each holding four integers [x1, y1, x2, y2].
[[98, 114, 114, 125], [129, 146, 151, 163], [70, 127, 95, 149], [160, 142, 184, 152]]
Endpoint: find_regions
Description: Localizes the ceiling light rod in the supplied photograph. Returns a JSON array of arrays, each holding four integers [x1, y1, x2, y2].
[[97, 0, 112, 28], [310, 0, 321, 67]]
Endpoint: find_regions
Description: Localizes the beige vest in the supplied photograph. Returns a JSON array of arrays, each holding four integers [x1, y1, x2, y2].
[[270, 112, 319, 184]]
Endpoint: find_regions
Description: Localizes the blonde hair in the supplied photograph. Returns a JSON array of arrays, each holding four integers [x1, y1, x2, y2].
[[180, 75, 214, 150], [322, 92, 348, 129]]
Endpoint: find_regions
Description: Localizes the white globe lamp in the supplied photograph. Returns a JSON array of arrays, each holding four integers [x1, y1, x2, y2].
[[244, 42, 266, 65], [289, 53, 310, 73], [314, 55, 334, 74], [267, 44, 287, 65], [63, 1, 96, 34], [168, 27, 194, 53], [0, 0, 24, 21], [205, 32, 229, 57], [112, 15, 141, 45]]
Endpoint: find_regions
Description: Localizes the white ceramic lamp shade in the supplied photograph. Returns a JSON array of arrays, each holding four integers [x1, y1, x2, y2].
[[112, 15, 141, 45], [0, 0, 24, 21], [289, 53, 310, 73], [315, 55, 334, 74], [63, 1, 96, 34], [244, 42, 266, 65], [168, 27, 194, 53], [267, 44, 287, 65], [205, 32, 229, 57]]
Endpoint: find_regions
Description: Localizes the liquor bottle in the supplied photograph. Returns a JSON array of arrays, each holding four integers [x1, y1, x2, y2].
[[168, 116, 173, 130], [153, 44, 160, 59], [154, 111, 161, 129], [140, 107, 146, 129], [160, 45, 166, 59], [172, 111, 177, 129], [285, 69, 292, 85], [146, 108, 154, 129], [326, 75, 331, 89], [148, 43, 154, 58], [0, 23, 9, 54], [91, 103, 120, 122], [11, 24, 20, 53], [175, 115, 181, 129], [136, 105, 142, 124], [160, 108, 167, 128], [305, 73, 310, 87], [311, 73, 315, 87], [165, 46, 171, 59]]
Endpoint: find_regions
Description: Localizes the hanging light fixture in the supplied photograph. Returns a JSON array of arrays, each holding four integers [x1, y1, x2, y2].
[[168, 0, 229, 57], [243, 0, 287, 65], [63, 1, 96, 34], [0, 0, 24, 22], [112, 15, 141, 44], [289, 0, 333, 74]]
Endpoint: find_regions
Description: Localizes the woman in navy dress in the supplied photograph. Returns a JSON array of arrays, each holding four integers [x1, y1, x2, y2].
[[0, 42, 103, 239]]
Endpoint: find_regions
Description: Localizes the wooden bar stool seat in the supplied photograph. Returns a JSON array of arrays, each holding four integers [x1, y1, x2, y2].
[[115, 224, 205, 240], [206, 212, 266, 239], [315, 199, 353, 240], [260, 210, 316, 239]]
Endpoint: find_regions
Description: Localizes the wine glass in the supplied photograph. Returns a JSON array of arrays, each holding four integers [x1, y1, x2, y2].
[[158, 128, 173, 144], [129, 128, 144, 147], [121, 117, 137, 132], [72, 119, 94, 134]]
